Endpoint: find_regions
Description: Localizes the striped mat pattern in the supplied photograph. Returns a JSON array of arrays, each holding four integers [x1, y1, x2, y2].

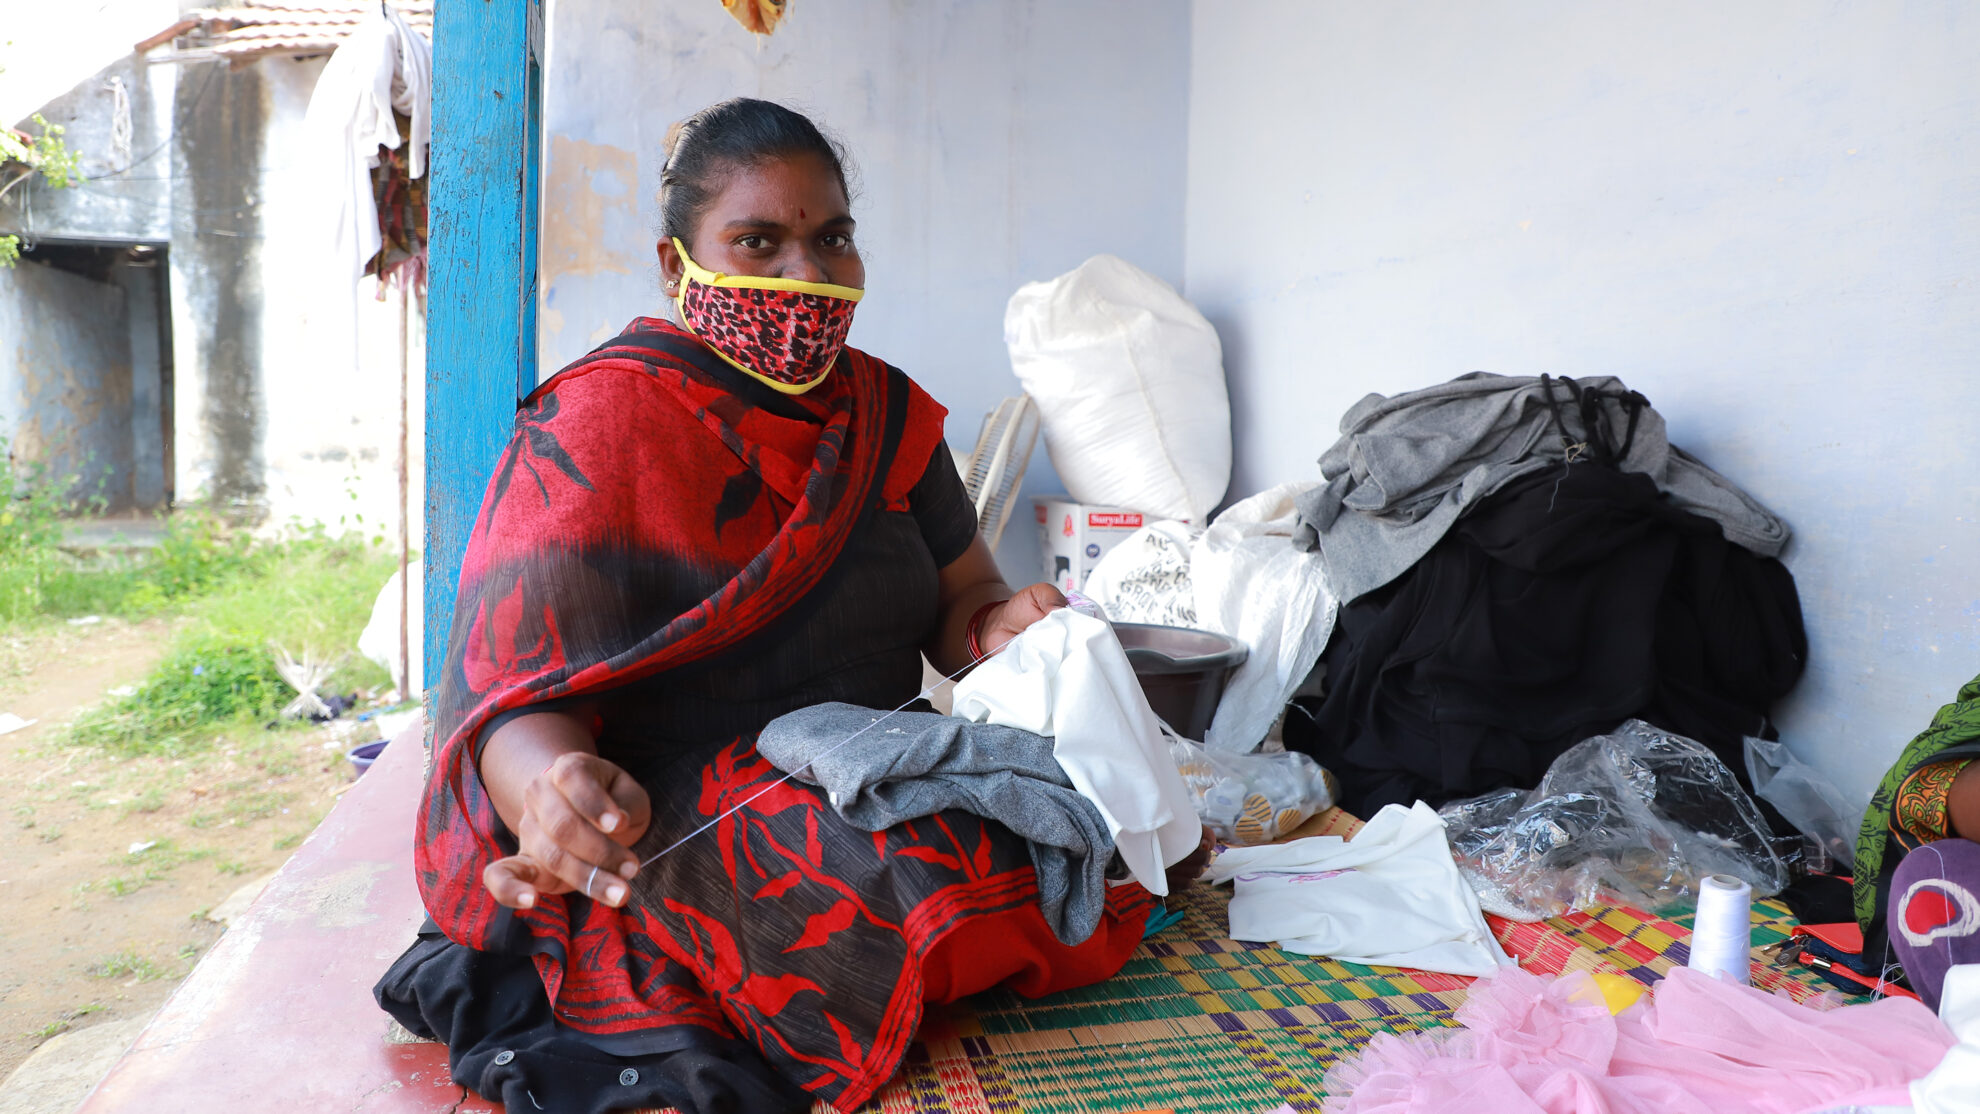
[[823, 810, 1850, 1113]]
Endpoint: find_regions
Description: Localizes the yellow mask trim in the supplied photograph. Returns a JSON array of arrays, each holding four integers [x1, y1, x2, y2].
[[670, 238, 863, 395]]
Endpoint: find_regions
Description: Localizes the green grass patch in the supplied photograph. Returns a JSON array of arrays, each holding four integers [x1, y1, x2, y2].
[[25, 1001, 105, 1042], [87, 950, 166, 981], [0, 499, 258, 626], [60, 532, 395, 756], [120, 839, 213, 869], [3, 440, 398, 755], [121, 787, 168, 815], [223, 786, 290, 824], [66, 631, 290, 754]]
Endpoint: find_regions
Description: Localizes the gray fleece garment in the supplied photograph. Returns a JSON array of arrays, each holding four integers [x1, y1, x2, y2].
[[1293, 372, 1791, 603], [753, 703, 1115, 946]]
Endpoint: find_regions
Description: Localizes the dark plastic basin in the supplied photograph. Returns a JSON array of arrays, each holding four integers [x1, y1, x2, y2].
[[1112, 622, 1248, 740], [347, 739, 389, 776]]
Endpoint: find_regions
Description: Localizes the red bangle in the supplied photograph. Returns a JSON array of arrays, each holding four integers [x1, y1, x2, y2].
[[965, 600, 1003, 661]]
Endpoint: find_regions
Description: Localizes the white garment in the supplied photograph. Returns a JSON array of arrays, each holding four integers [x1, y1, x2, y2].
[[951, 608, 1201, 896], [1082, 482, 1339, 754], [300, 1, 432, 288], [1192, 482, 1339, 752], [1913, 963, 1980, 1114], [1205, 802, 1513, 977]]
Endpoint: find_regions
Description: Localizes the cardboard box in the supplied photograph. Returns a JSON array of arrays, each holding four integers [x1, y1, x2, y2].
[[1034, 496, 1147, 594]]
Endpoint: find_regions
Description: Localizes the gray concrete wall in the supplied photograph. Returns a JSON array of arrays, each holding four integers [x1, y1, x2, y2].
[[0, 53, 173, 244], [0, 257, 136, 510], [1183, 0, 1980, 799], [168, 60, 265, 513]]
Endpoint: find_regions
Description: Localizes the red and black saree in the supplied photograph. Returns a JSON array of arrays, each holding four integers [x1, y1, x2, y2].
[[394, 319, 1153, 1112]]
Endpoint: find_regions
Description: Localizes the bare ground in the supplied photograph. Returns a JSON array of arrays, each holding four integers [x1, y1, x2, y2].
[[0, 617, 366, 1078]]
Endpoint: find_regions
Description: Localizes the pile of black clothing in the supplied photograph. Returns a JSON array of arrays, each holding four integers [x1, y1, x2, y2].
[[1283, 373, 1806, 817]]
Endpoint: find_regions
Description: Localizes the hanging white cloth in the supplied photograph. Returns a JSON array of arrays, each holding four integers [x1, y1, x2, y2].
[[951, 607, 1202, 896], [1204, 801, 1513, 977], [300, 1, 431, 288], [1191, 481, 1338, 752]]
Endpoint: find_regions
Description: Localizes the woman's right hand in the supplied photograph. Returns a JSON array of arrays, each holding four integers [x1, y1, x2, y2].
[[482, 751, 652, 910]]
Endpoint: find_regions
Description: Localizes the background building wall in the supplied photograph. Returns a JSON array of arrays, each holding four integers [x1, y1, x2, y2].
[[536, 0, 1193, 575], [1183, 0, 1980, 798], [253, 55, 426, 545], [6, 50, 425, 544], [1, 54, 176, 515], [0, 257, 136, 508], [0, 53, 174, 243], [168, 59, 267, 514]]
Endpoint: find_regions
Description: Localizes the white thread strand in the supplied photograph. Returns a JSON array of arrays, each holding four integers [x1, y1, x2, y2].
[[1688, 873, 1753, 985], [637, 644, 1003, 868]]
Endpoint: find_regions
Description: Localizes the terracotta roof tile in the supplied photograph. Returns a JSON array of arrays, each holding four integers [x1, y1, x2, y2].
[[178, 0, 433, 60]]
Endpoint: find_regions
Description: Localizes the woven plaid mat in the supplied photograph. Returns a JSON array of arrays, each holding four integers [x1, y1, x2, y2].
[[826, 810, 1853, 1114]]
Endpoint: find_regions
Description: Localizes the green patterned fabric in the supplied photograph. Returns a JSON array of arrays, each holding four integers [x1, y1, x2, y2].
[[1854, 671, 1980, 932]]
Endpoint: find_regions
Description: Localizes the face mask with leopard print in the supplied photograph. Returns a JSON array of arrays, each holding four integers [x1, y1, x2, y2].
[[671, 237, 864, 395]]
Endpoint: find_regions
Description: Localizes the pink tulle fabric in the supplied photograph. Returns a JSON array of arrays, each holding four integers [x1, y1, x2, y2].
[[1324, 966, 1953, 1114]]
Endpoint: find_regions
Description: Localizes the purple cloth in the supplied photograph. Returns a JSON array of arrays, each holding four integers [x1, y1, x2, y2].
[[1889, 836, 1980, 1012]]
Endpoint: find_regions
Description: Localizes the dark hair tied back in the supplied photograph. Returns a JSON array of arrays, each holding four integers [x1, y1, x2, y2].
[[659, 98, 854, 248]]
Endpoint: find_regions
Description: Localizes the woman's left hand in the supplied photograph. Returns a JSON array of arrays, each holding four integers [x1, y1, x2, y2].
[[976, 582, 1067, 654]]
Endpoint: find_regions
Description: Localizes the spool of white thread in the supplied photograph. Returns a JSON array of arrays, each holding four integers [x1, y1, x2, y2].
[[1687, 873, 1753, 985]]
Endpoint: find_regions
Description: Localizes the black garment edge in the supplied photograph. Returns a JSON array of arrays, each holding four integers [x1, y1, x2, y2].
[[377, 920, 810, 1114], [912, 439, 980, 570], [1289, 457, 1805, 816]]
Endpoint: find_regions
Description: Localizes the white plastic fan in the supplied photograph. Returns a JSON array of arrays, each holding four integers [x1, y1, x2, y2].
[[962, 395, 1041, 549]]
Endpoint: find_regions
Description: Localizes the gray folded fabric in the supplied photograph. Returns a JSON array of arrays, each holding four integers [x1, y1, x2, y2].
[[1293, 372, 1790, 603], [754, 703, 1115, 945]]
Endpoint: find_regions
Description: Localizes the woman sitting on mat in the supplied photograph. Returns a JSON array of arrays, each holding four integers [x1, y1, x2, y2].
[[1858, 670, 1980, 1011], [377, 97, 1203, 1114]]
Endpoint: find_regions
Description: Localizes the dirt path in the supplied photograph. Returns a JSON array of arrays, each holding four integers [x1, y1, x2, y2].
[[0, 618, 362, 1078]]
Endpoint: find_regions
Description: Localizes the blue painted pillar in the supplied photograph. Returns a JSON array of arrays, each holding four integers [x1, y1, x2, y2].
[[424, 0, 543, 695]]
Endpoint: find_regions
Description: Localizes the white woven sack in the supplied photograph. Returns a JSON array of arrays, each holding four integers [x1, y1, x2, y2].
[[1004, 256, 1230, 523]]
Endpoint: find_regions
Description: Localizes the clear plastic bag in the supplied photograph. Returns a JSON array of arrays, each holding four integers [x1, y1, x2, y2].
[[1167, 730, 1336, 845], [1439, 720, 1788, 921], [1744, 734, 1862, 871]]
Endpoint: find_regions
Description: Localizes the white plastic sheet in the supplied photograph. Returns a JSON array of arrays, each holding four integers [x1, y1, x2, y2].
[[1192, 483, 1338, 752], [1082, 520, 1199, 628], [358, 558, 423, 698], [1745, 733, 1863, 870], [1087, 483, 1339, 753], [1004, 255, 1230, 523]]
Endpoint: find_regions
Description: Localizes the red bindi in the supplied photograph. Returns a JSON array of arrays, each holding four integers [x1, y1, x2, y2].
[[799, 208, 806, 219]]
